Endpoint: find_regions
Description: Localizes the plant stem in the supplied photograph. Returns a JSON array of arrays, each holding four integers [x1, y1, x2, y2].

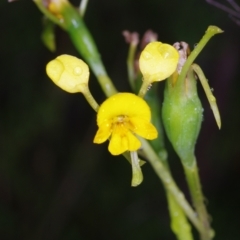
[[167, 191, 193, 240], [82, 86, 99, 112], [125, 33, 139, 91], [183, 156, 214, 240], [138, 80, 151, 98], [178, 26, 223, 87], [140, 138, 203, 234]]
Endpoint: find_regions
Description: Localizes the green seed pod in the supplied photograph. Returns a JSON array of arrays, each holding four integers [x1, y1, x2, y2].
[[162, 68, 202, 167]]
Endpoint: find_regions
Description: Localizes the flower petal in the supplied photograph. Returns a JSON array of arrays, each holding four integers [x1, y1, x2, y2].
[[125, 130, 141, 151], [129, 117, 158, 139], [93, 122, 112, 144], [108, 126, 141, 155], [96, 93, 151, 126]]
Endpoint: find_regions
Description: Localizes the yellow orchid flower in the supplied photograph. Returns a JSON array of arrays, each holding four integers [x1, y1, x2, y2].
[[93, 92, 158, 155], [139, 41, 179, 83], [46, 54, 89, 93]]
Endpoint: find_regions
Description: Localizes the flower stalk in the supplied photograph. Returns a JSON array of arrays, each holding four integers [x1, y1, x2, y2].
[[122, 31, 139, 91], [82, 86, 99, 112], [138, 80, 151, 98], [183, 158, 214, 240]]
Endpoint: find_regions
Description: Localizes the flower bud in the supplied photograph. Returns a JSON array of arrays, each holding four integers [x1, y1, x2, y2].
[[139, 42, 179, 83], [46, 54, 89, 93]]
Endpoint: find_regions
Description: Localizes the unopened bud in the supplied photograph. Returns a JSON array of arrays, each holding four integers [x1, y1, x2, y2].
[[139, 42, 179, 83], [46, 54, 89, 93]]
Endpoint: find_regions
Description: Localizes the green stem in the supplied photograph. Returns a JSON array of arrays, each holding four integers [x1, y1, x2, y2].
[[138, 80, 151, 98], [167, 192, 193, 240], [183, 156, 214, 240], [178, 26, 223, 86], [82, 86, 99, 112], [126, 41, 137, 90], [140, 138, 203, 234]]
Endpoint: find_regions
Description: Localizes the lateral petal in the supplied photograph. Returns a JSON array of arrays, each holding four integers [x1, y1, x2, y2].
[[93, 122, 112, 144], [129, 117, 158, 139]]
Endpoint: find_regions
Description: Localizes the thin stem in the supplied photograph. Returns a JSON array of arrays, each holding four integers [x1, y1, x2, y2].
[[138, 80, 151, 98], [183, 158, 214, 240], [82, 86, 99, 112], [167, 191, 193, 240], [96, 75, 118, 97], [127, 42, 138, 90], [79, 0, 89, 17], [178, 26, 223, 86], [192, 64, 221, 129], [140, 138, 204, 234], [122, 31, 139, 91]]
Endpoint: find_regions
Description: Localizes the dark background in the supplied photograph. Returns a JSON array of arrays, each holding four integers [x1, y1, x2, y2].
[[1, 0, 240, 239]]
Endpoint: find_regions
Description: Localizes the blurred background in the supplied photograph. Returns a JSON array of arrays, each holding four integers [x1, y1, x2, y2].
[[1, 0, 240, 239]]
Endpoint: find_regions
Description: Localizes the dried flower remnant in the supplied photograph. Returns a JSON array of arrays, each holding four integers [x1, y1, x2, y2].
[[173, 41, 190, 74], [123, 30, 158, 79]]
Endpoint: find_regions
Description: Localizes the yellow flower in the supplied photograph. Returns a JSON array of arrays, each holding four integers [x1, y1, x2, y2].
[[93, 93, 158, 155], [139, 42, 179, 83], [46, 54, 89, 93]]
